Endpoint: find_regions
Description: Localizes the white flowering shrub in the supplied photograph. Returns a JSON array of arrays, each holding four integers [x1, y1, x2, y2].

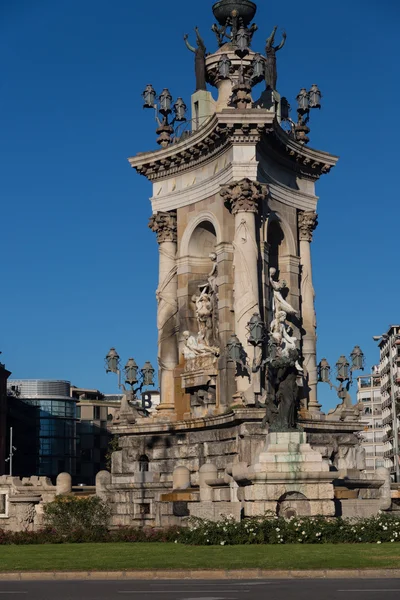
[[177, 513, 400, 545]]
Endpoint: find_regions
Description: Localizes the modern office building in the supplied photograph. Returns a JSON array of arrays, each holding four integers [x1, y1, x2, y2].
[[0, 359, 11, 475], [375, 326, 400, 481], [357, 366, 389, 472], [6, 380, 77, 480]]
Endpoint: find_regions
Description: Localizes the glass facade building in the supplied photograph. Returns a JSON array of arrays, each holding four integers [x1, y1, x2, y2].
[[7, 380, 77, 480]]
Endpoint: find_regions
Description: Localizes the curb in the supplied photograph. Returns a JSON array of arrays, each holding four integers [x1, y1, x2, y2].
[[0, 570, 400, 581]]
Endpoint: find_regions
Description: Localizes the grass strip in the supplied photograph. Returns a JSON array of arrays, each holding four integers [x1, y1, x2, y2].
[[0, 543, 399, 572]]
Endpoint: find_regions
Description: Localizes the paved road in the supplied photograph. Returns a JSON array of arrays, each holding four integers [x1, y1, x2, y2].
[[0, 580, 400, 599]]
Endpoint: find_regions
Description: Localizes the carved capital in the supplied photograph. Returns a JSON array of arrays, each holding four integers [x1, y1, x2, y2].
[[298, 211, 318, 242], [149, 211, 177, 244], [221, 178, 268, 215]]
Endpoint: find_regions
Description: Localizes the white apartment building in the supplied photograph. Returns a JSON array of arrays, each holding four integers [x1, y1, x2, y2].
[[376, 325, 400, 481], [357, 367, 389, 472]]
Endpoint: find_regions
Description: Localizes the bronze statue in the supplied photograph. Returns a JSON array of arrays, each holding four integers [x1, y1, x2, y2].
[[184, 27, 207, 92], [265, 26, 286, 90]]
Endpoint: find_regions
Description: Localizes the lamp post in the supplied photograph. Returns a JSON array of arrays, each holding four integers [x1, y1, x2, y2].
[[142, 85, 187, 148], [227, 314, 268, 403], [4, 427, 16, 476], [318, 346, 365, 411], [105, 348, 155, 415], [293, 84, 322, 144], [373, 332, 400, 483]]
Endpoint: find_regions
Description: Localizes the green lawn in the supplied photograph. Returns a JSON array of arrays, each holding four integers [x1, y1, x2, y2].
[[0, 543, 399, 572]]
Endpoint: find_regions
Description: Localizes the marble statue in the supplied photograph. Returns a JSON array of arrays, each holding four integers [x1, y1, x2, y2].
[[195, 288, 214, 346], [269, 268, 297, 317], [182, 331, 219, 360], [263, 269, 301, 431]]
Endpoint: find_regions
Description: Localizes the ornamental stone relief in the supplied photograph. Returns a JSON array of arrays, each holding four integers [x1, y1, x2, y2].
[[298, 211, 318, 243], [148, 211, 177, 244], [221, 178, 268, 214]]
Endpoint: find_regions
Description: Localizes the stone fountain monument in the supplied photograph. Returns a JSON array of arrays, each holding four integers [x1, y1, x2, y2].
[[104, 0, 389, 526]]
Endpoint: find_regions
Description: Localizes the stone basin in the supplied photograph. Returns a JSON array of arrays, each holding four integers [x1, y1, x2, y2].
[[212, 0, 257, 26]]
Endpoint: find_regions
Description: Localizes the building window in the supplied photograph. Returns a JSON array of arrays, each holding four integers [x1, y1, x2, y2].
[[139, 503, 151, 515], [139, 455, 149, 472], [94, 407, 101, 420], [76, 406, 81, 419], [0, 494, 7, 516]]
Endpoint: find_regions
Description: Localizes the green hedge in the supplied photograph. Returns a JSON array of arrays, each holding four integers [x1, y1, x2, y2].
[[1, 501, 400, 545], [176, 514, 400, 545]]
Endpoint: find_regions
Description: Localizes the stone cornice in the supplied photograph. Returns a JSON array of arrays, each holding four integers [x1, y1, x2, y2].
[[128, 111, 339, 183], [262, 121, 339, 181], [110, 408, 363, 436]]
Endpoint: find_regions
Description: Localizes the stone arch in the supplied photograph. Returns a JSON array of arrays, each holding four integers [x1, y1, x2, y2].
[[267, 212, 296, 273], [180, 210, 222, 258], [277, 492, 311, 518]]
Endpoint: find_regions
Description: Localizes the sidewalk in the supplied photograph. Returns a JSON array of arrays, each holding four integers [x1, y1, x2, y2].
[[1, 569, 400, 581]]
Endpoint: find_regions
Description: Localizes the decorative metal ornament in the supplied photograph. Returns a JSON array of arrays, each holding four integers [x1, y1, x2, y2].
[[142, 361, 155, 387], [105, 348, 120, 373], [124, 358, 138, 387], [336, 355, 350, 382], [246, 313, 266, 346], [350, 346, 364, 371], [173, 98, 187, 122], [212, 0, 257, 27], [142, 84, 157, 109], [308, 84, 322, 109], [318, 358, 331, 383]]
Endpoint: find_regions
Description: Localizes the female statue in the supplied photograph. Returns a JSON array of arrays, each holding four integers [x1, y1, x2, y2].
[[265, 26, 286, 90], [184, 27, 207, 92]]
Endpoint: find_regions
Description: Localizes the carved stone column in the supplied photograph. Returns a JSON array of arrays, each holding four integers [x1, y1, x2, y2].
[[149, 211, 178, 417], [221, 179, 267, 395], [298, 211, 320, 412]]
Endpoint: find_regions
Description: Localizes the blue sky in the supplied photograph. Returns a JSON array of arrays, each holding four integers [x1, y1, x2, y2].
[[1, 0, 399, 410]]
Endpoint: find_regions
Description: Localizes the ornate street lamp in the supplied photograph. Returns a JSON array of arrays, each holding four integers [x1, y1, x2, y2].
[[292, 84, 323, 145], [336, 355, 350, 382], [105, 348, 156, 414], [141, 84, 187, 148], [227, 334, 247, 368], [124, 358, 138, 387], [308, 84, 322, 109], [142, 361, 156, 387], [218, 54, 232, 79], [246, 313, 267, 346], [350, 345, 365, 371], [296, 88, 309, 114], [318, 347, 364, 412], [173, 98, 187, 122], [159, 88, 172, 114], [105, 348, 120, 374], [318, 358, 331, 384], [142, 84, 157, 109]]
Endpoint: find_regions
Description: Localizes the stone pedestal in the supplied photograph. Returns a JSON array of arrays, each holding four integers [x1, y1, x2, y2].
[[191, 90, 216, 131], [233, 431, 338, 517]]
